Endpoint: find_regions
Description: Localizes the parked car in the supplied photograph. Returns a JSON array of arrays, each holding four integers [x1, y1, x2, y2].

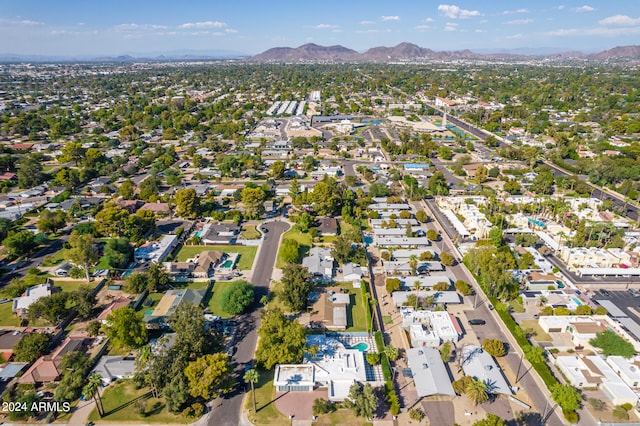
[[600, 289, 611, 297], [469, 319, 486, 325], [630, 289, 640, 297]]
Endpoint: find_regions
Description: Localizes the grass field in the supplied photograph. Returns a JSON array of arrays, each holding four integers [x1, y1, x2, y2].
[[521, 319, 553, 342], [276, 229, 312, 268], [87, 380, 190, 423], [175, 245, 257, 270], [203, 281, 234, 318], [316, 409, 373, 426], [0, 302, 21, 326], [136, 292, 164, 312], [245, 369, 288, 426], [241, 225, 261, 240], [50, 280, 93, 293]]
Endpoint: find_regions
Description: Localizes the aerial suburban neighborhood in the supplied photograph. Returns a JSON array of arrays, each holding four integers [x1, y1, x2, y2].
[[2, 3, 640, 426]]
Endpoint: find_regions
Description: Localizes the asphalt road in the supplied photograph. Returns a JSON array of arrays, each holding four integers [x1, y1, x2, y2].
[[207, 220, 290, 426]]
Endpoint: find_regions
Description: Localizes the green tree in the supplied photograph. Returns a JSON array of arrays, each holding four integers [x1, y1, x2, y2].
[[13, 332, 50, 362], [441, 341, 452, 362], [426, 229, 438, 241], [67, 231, 99, 282], [295, 212, 314, 232], [37, 210, 67, 234], [123, 272, 147, 293], [503, 180, 521, 194], [55, 351, 91, 402], [59, 141, 86, 165], [473, 413, 506, 426], [221, 280, 254, 315], [384, 345, 399, 361], [489, 228, 503, 247], [255, 308, 306, 369], [104, 237, 132, 270], [184, 353, 233, 400], [332, 235, 354, 264], [27, 292, 69, 324], [524, 345, 546, 364], [83, 373, 105, 417], [241, 187, 266, 218], [344, 382, 377, 419], [169, 303, 212, 357], [432, 281, 450, 291], [428, 171, 449, 195], [366, 352, 380, 365], [531, 170, 555, 195], [17, 154, 45, 188], [280, 264, 312, 312], [175, 188, 200, 219], [280, 239, 300, 264], [454, 280, 472, 296], [119, 179, 135, 199], [482, 339, 506, 357], [386, 278, 401, 293], [2, 230, 37, 257], [416, 210, 428, 223], [440, 252, 455, 266], [146, 263, 170, 292], [103, 306, 147, 349], [466, 378, 490, 405], [271, 161, 285, 179], [244, 369, 259, 413], [551, 383, 581, 412], [590, 330, 636, 358]]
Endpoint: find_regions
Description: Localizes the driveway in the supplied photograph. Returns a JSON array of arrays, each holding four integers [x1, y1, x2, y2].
[[207, 220, 290, 426]]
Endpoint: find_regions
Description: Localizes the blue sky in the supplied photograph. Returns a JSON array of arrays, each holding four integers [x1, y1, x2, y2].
[[1, 0, 639, 55]]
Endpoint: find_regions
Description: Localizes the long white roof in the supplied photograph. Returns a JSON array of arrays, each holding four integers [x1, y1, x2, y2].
[[407, 347, 455, 397]]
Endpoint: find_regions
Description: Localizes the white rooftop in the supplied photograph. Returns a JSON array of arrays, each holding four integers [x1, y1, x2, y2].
[[460, 346, 512, 395], [407, 347, 455, 397]]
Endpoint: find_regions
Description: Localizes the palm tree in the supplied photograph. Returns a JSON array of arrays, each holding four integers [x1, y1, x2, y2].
[[83, 373, 104, 417], [465, 378, 490, 406], [409, 255, 418, 275], [244, 369, 259, 413], [369, 297, 378, 334]]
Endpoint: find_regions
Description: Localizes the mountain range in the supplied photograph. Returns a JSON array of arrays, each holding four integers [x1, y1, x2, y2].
[[249, 42, 640, 62]]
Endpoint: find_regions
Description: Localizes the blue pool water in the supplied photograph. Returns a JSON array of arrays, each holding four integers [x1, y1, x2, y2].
[[351, 342, 370, 352], [572, 297, 583, 306], [122, 264, 136, 278], [194, 231, 203, 237], [145, 310, 154, 315]]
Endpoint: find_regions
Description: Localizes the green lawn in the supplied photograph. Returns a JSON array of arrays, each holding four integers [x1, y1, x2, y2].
[[50, 280, 93, 293], [508, 298, 526, 313], [0, 302, 21, 326], [276, 229, 312, 268], [135, 292, 164, 312], [245, 368, 288, 426], [521, 319, 553, 342], [241, 224, 261, 240], [316, 409, 373, 426], [175, 245, 257, 270], [42, 249, 67, 266], [203, 281, 234, 318], [87, 380, 190, 423]]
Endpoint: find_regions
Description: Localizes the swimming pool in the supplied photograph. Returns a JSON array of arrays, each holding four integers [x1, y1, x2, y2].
[[221, 259, 234, 268], [351, 342, 370, 352], [194, 231, 203, 237], [145, 310, 154, 315], [572, 297, 583, 306]]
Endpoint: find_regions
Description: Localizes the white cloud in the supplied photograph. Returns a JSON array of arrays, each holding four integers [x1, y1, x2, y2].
[[415, 25, 432, 31], [543, 26, 640, 37], [359, 20, 376, 25], [506, 19, 533, 25], [475, 29, 487, 33], [0, 18, 45, 26], [356, 28, 391, 34], [438, 4, 481, 19], [311, 23, 339, 29], [444, 22, 458, 31], [423, 18, 435, 23], [116, 23, 168, 31], [573, 5, 595, 13], [503, 9, 529, 15], [179, 21, 226, 29], [554, 5, 566, 10], [505, 33, 524, 39], [380, 15, 400, 21], [599, 15, 640, 27]]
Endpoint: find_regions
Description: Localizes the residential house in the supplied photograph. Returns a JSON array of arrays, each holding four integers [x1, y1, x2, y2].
[[556, 355, 638, 405], [302, 248, 334, 282], [143, 288, 208, 325], [192, 251, 224, 279], [54, 262, 73, 277], [606, 356, 640, 389], [138, 202, 171, 216], [317, 217, 338, 236], [200, 222, 241, 244], [19, 336, 88, 384], [0, 330, 27, 361], [407, 347, 455, 397], [91, 356, 136, 385], [309, 289, 351, 330], [342, 263, 363, 282], [13, 283, 52, 316], [134, 235, 178, 263], [460, 346, 512, 395]]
